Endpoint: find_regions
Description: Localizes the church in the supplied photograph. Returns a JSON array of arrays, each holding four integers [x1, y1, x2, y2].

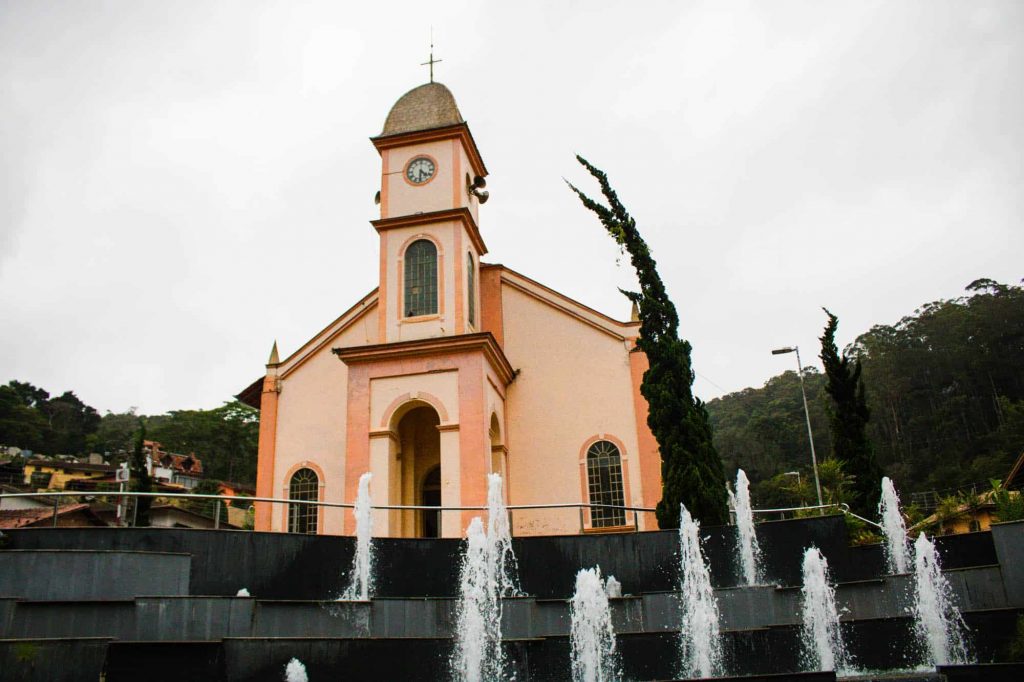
[[237, 80, 662, 538]]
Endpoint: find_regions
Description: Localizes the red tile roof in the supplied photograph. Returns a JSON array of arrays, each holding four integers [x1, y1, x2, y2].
[[0, 503, 97, 529]]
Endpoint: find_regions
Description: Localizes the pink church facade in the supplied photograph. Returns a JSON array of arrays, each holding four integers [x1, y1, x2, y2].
[[238, 82, 662, 538]]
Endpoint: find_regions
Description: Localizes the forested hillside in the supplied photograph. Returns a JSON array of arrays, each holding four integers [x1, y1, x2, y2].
[[708, 278, 1024, 504], [0, 384, 259, 484]]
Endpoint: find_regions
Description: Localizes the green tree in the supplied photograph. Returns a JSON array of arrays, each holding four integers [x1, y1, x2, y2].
[[7, 381, 50, 409], [567, 156, 727, 527], [88, 409, 142, 455], [0, 384, 47, 451], [820, 309, 881, 516]]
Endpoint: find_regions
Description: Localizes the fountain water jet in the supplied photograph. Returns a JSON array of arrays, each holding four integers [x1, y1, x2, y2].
[[341, 472, 374, 600], [879, 477, 911, 574], [284, 657, 308, 682], [451, 475, 523, 681], [800, 546, 852, 673], [913, 532, 971, 666], [732, 469, 762, 585], [451, 517, 503, 682], [486, 472, 522, 597], [677, 504, 723, 679], [570, 567, 620, 682]]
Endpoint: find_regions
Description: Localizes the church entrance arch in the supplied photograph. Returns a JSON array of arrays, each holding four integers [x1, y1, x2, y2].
[[394, 404, 441, 537]]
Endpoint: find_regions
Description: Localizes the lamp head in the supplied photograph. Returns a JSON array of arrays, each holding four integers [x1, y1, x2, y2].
[[771, 347, 796, 355]]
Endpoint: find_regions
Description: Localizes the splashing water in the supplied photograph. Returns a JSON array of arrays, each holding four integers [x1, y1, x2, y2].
[[605, 575, 622, 599], [570, 567, 621, 682], [341, 472, 374, 600], [677, 504, 723, 679], [486, 472, 522, 597], [732, 469, 763, 585], [879, 477, 911, 574], [450, 474, 524, 681], [800, 546, 851, 673], [913, 533, 971, 666], [284, 657, 308, 682], [451, 517, 504, 682]]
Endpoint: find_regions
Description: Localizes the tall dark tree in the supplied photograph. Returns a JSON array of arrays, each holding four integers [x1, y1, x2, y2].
[[7, 381, 50, 409], [39, 391, 101, 454], [820, 308, 881, 515], [0, 384, 47, 451], [567, 156, 728, 527], [88, 409, 142, 456], [129, 420, 153, 526]]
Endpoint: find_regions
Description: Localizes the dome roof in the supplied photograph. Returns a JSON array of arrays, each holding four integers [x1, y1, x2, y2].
[[381, 82, 464, 136]]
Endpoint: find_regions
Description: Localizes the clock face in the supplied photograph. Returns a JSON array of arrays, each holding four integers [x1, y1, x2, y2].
[[406, 156, 436, 185]]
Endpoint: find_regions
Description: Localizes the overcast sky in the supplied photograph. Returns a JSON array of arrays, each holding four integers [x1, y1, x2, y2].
[[1, 1, 1021, 415]]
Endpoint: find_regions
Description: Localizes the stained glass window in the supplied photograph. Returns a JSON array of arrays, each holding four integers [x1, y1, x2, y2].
[[586, 440, 626, 527], [404, 239, 438, 317], [288, 468, 319, 534]]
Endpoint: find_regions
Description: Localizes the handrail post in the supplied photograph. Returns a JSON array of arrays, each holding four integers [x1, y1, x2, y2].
[[52, 496, 59, 528], [214, 500, 221, 529], [578, 505, 584, 533]]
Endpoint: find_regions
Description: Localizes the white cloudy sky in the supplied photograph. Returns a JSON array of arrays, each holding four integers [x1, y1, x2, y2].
[[1, 1, 1021, 415]]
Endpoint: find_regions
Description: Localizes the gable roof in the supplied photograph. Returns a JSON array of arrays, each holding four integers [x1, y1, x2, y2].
[[235, 262, 642, 407], [490, 264, 640, 341]]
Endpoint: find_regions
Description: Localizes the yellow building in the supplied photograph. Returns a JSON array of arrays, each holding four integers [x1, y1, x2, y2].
[[22, 460, 115, 491]]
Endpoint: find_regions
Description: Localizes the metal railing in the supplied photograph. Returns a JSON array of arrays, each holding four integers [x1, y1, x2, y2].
[[1, 490, 881, 532], [750, 501, 882, 528], [0, 490, 657, 534]]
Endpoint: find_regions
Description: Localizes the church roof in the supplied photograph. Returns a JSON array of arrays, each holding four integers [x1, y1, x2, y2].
[[381, 82, 464, 136]]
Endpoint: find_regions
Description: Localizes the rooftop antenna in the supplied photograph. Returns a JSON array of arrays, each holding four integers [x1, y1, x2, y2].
[[421, 28, 442, 83]]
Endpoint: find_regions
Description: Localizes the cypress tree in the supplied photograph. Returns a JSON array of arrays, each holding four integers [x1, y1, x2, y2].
[[129, 419, 153, 527], [567, 156, 728, 527], [819, 308, 881, 516]]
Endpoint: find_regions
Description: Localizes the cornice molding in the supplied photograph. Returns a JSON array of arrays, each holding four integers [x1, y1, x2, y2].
[[371, 122, 488, 177], [332, 331, 515, 386], [371, 207, 487, 257]]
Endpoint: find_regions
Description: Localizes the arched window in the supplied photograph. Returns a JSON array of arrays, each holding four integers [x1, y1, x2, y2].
[[467, 252, 476, 327], [288, 468, 319, 534], [404, 239, 438, 317], [586, 440, 626, 527]]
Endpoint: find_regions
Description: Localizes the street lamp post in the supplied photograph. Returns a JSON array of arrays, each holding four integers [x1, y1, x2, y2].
[[783, 470, 801, 488], [772, 346, 823, 507]]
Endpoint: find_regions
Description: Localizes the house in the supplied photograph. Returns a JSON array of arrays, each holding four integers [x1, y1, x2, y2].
[[237, 81, 661, 538], [22, 459, 115, 491], [89, 501, 238, 529], [0, 484, 53, 511], [218, 481, 256, 528], [0, 503, 107, 529], [144, 441, 204, 489]]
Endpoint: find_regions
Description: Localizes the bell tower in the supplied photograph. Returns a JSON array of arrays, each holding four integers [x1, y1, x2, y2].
[[371, 82, 489, 343]]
